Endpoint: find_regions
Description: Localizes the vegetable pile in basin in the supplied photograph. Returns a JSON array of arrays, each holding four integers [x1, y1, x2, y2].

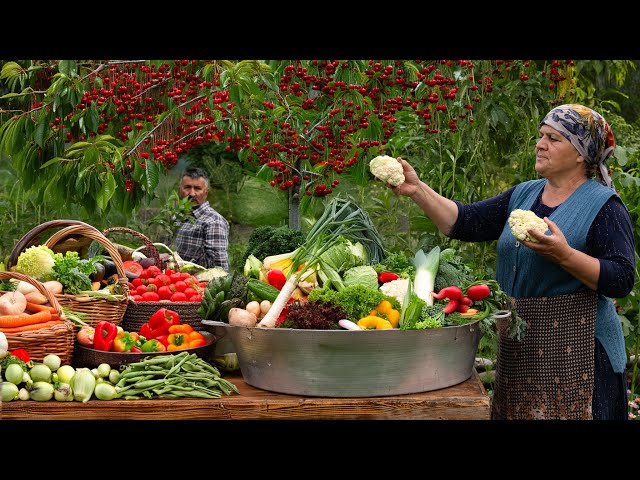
[[206, 195, 526, 342]]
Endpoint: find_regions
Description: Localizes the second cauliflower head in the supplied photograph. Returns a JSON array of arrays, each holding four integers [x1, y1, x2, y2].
[[369, 155, 405, 186], [508, 209, 548, 242]]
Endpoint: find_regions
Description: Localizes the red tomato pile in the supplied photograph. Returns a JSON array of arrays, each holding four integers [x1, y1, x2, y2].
[[127, 265, 207, 303]]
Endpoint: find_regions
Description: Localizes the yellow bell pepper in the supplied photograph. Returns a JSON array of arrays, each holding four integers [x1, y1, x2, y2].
[[357, 315, 393, 330], [369, 300, 400, 328]]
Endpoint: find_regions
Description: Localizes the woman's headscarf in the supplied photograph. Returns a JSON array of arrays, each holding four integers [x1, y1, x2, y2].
[[539, 104, 616, 188]]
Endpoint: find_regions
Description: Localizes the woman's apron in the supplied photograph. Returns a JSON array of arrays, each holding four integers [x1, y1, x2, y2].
[[490, 290, 598, 420]]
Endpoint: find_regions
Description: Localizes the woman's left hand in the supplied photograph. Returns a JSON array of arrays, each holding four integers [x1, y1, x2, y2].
[[522, 217, 574, 264]]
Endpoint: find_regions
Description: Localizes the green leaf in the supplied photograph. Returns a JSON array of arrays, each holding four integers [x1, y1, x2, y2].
[[96, 171, 116, 211], [34, 121, 47, 148], [58, 60, 77, 77], [145, 158, 160, 192], [40, 156, 65, 168]]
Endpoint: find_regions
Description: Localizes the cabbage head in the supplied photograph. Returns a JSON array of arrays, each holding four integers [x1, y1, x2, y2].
[[342, 265, 379, 290], [15, 245, 56, 281]]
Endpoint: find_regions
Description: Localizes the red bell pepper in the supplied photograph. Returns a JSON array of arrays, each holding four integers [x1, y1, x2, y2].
[[9, 348, 31, 363], [266, 269, 287, 290], [378, 271, 400, 284], [149, 308, 180, 331], [94, 321, 118, 351]]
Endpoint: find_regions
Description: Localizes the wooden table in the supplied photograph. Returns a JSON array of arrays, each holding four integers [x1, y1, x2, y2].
[[1, 370, 490, 421]]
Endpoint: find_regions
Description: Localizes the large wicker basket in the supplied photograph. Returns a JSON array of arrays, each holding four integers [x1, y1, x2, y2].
[[9, 221, 130, 328], [102, 227, 204, 333], [0, 271, 75, 365], [102, 226, 165, 270]]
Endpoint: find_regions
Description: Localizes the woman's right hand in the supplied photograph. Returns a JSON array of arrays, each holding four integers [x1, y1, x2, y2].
[[392, 157, 421, 198]]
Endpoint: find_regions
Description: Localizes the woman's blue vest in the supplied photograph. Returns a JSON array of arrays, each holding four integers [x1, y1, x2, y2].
[[496, 178, 626, 373]]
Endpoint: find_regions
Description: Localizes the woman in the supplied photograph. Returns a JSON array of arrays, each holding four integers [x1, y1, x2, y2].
[[392, 104, 635, 420]]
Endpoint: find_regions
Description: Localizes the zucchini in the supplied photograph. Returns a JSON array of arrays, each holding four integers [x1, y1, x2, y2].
[[246, 279, 280, 303]]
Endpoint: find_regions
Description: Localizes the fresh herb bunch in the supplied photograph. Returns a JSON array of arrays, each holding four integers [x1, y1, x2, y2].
[[52, 251, 103, 294]]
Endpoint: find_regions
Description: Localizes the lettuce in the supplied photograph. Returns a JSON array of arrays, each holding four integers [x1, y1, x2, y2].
[[14, 245, 56, 281]]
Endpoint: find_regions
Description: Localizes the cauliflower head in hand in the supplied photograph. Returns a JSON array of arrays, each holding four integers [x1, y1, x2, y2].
[[508, 209, 548, 242], [369, 155, 405, 186]]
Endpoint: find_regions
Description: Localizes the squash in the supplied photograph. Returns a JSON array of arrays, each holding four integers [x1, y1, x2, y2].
[[0, 290, 28, 315]]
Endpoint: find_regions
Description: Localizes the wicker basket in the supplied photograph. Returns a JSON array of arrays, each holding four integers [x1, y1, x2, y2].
[[122, 301, 204, 333], [102, 226, 165, 270], [0, 271, 75, 365], [103, 227, 204, 333], [42, 225, 130, 327]]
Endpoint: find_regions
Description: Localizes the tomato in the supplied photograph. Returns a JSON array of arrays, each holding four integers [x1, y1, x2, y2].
[[131, 277, 143, 287], [157, 285, 173, 301], [141, 291, 160, 302], [183, 287, 198, 298], [123, 260, 144, 276], [154, 274, 172, 287], [188, 293, 202, 302], [198, 281, 208, 289], [147, 265, 162, 277], [132, 295, 144, 302], [145, 283, 158, 292], [169, 273, 182, 283], [173, 280, 187, 293], [164, 269, 176, 276], [170, 291, 188, 302], [135, 284, 149, 296]]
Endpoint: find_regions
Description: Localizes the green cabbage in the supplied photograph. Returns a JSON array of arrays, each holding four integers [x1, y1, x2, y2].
[[15, 245, 56, 281], [342, 265, 379, 290]]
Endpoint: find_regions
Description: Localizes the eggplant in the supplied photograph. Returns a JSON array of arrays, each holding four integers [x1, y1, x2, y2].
[[102, 258, 117, 278], [91, 262, 105, 283]]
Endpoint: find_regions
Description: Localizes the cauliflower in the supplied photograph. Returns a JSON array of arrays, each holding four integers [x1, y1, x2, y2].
[[369, 155, 405, 186], [508, 209, 548, 242], [380, 277, 409, 306], [14, 244, 56, 281]]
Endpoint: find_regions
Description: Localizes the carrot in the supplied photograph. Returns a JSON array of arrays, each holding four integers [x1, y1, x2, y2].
[[0, 310, 52, 328], [0, 319, 64, 333], [25, 302, 57, 315]]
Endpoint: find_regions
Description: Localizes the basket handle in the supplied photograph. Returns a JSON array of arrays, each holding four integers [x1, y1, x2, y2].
[[102, 227, 164, 270], [7, 219, 98, 269], [44, 225, 130, 291], [0, 271, 63, 316]]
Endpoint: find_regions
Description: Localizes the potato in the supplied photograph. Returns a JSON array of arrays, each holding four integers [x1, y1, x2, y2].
[[228, 307, 257, 327]]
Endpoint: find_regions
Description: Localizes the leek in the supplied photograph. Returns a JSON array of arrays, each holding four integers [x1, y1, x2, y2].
[[412, 246, 440, 306]]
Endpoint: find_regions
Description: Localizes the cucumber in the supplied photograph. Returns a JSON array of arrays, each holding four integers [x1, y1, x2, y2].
[[246, 279, 280, 303]]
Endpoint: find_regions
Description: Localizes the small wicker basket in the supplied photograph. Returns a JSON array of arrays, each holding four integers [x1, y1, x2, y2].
[[122, 301, 204, 333], [8, 221, 130, 327], [0, 271, 75, 365], [44, 225, 130, 327], [102, 226, 165, 270]]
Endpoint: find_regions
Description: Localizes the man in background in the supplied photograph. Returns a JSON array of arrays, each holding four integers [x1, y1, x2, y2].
[[174, 167, 230, 271]]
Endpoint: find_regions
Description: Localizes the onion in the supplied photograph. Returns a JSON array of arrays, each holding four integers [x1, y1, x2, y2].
[[29, 381, 54, 401], [43, 354, 61, 372], [18, 387, 30, 401], [108, 369, 121, 385], [1, 381, 19, 402], [70, 368, 96, 403], [56, 365, 75, 384], [94, 383, 116, 400], [338, 319, 362, 331], [96, 363, 111, 378], [4, 363, 25, 385], [29, 364, 52, 383], [54, 383, 74, 402]]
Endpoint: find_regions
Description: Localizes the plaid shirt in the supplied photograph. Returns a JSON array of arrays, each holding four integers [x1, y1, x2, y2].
[[174, 201, 229, 271]]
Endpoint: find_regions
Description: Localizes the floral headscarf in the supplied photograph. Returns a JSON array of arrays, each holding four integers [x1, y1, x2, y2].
[[539, 104, 616, 188]]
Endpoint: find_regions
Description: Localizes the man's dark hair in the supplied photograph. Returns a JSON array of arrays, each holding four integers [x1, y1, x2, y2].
[[182, 167, 209, 187]]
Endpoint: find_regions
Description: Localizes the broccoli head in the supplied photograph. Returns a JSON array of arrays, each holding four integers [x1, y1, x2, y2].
[[242, 225, 306, 263]]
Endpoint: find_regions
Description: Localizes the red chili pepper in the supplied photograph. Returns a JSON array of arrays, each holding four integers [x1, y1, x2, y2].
[[432, 285, 463, 301], [94, 321, 118, 351], [466, 284, 491, 301], [378, 271, 400, 284], [456, 303, 470, 313], [459, 296, 473, 306], [267, 269, 287, 290], [9, 348, 30, 363], [443, 299, 458, 315], [131, 346, 142, 353]]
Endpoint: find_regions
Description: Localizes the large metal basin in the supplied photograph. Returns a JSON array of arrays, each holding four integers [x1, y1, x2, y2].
[[203, 320, 482, 397]]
